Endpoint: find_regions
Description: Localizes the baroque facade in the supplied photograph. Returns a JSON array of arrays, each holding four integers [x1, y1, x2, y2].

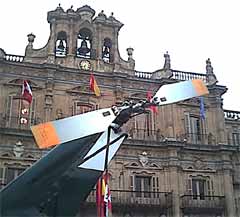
[[0, 4, 240, 217]]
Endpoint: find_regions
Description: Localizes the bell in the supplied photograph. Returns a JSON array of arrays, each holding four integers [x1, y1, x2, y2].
[[78, 39, 90, 56], [57, 40, 65, 51]]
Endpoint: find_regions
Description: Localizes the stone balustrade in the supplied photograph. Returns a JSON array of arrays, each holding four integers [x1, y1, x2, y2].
[[224, 109, 240, 121], [172, 70, 207, 82], [4, 54, 24, 62]]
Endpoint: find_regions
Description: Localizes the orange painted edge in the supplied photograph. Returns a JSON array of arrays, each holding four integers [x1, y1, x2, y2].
[[192, 79, 209, 96], [31, 122, 60, 149]]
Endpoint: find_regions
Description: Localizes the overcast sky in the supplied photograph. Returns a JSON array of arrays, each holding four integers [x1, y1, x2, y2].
[[0, 0, 239, 111]]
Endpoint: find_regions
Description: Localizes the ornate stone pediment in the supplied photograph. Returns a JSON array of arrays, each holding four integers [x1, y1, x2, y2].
[[4, 79, 39, 88], [66, 85, 91, 95]]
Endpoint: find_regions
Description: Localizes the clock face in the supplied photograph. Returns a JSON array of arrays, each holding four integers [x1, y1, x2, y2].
[[80, 60, 91, 70]]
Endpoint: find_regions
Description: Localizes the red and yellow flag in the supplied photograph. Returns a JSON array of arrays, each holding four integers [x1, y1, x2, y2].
[[90, 73, 101, 97], [96, 172, 112, 217], [147, 90, 158, 113]]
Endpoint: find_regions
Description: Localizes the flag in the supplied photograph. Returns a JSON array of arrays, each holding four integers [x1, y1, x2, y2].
[[90, 73, 101, 97], [20, 80, 32, 125], [22, 80, 32, 104], [199, 97, 205, 120], [96, 172, 112, 217], [147, 90, 157, 113], [96, 178, 103, 217]]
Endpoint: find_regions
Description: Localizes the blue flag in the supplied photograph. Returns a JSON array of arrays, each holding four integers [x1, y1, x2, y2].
[[200, 97, 205, 120]]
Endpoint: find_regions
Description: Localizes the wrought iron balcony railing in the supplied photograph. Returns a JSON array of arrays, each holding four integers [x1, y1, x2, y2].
[[128, 128, 159, 141], [85, 189, 172, 208], [181, 195, 225, 214], [0, 114, 41, 130], [184, 133, 213, 145], [128, 128, 214, 145]]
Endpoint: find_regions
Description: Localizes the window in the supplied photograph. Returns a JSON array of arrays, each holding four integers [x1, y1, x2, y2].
[[185, 113, 204, 144], [187, 177, 214, 200], [135, 176, 151, 197], [0, 167, 26, 187], [192, 179, 205, 200], [130, 112, 155, 140], [130, 175, 159, 198], [0, 167, 5, 188], [232, 132, 240, 145], [5, 167, 25, 184]]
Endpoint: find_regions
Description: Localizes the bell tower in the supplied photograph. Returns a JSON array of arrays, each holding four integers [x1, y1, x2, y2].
[[24, 4, 135, 73]]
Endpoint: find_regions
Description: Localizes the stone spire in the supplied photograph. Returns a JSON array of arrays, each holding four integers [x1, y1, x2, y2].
[[206, 58, 218, 85]]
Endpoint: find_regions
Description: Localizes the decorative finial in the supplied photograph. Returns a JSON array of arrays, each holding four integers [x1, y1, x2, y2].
[[71, 5, 73, 9], [98, 10, 106, 18], [27, 33, 36, 44], [111, 12, 114, 16], [163, 51, 171, 70], [206, 58, 218, 85], [126, 47, 134, 60], [58, 3, 61, 7]]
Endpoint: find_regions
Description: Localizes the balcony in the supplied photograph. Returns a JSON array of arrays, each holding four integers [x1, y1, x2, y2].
[[84, 189, 172, 210], [129, 128, 159, 141], [128, 128, 215, 145], [181, 195, 225, 214], [172, 70, 207, 82], [184, 133, 215, 145], [0, 114, 41, 130]]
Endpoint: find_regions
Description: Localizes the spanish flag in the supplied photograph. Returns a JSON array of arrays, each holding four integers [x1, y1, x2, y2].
[[90, 73, 101, 97], [96, 172, 112, 217]]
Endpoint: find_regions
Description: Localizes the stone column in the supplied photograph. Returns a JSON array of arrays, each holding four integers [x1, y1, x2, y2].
[[222, 152, 236, 216], [168, 149, 181, 217], [223, 169, 236, 216], [44, 69, 55, 122]]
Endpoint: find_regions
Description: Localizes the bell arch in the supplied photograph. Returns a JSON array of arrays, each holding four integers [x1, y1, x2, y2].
[[55, 31, 67, 57], [102, 37, 112, 63], [77, 28, 92, 58]]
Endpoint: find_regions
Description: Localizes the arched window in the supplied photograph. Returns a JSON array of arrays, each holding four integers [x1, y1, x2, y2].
[[77, 28, 92, 58], [55, 31, 67, 57], [102, 38, 112, 63]]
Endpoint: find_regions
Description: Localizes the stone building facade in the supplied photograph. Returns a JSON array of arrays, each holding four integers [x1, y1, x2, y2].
[[0, 4, 240, 217]]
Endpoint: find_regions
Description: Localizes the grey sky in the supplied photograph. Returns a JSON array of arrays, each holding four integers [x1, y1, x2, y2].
[[1, 0, 239, 110]]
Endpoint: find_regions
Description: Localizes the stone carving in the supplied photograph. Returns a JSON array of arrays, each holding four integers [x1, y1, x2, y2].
[[206, 58, 218, 85], [163, 51, 171, 70], [13, 141, 24, 158], [138, 151, 149, 167]]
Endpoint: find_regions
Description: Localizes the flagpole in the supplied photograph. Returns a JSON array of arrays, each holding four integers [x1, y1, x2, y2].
[[104, 126, 111, 173], [102, 126, 112, 217]]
